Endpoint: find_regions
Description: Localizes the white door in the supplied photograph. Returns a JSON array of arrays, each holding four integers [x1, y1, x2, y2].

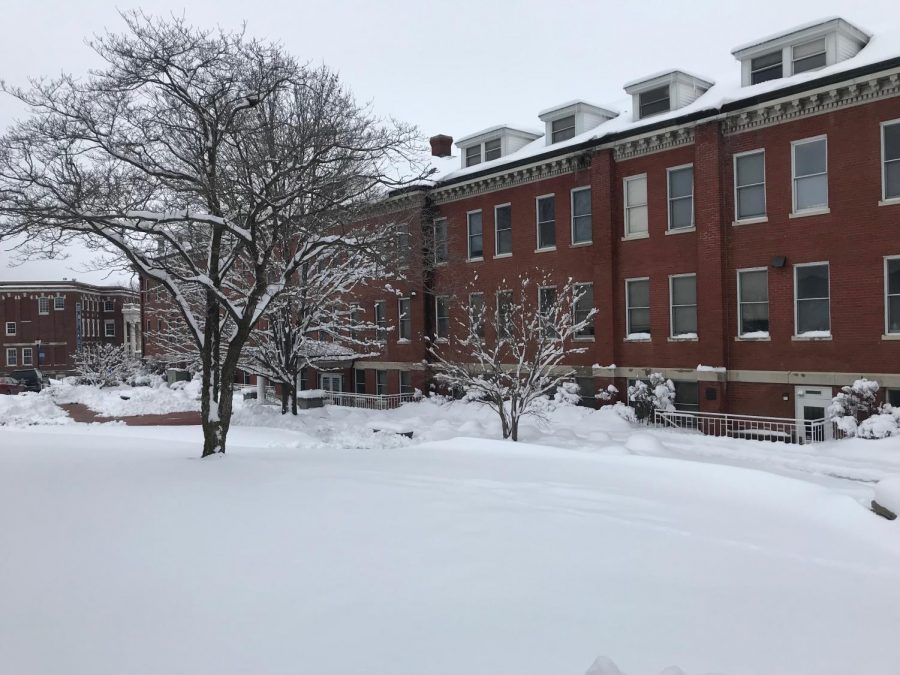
[[320, 374, 342, 393], [794, 386, 833, 442]]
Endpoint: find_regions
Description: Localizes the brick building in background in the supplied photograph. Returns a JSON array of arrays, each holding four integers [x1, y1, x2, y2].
[[1, 280, 140, 377], [141, 17, 900, 432]]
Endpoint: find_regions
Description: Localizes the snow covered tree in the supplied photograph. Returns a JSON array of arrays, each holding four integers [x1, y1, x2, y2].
[[73, 343, 143, 387], [595, 384, 619, 404], [428, 274, 597, 441], [829, 378, 880, 437], [0, 14, 426, 456], [627, 373, 675, 421]]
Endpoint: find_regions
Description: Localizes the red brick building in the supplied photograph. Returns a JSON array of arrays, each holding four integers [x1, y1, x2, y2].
[[1, 280, 140, 377], [142, 17, 900, 429]]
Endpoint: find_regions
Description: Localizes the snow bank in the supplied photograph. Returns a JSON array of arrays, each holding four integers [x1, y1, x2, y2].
[[50, 378, 201, 417], [874, 475, 900, 517], [0, 392, 70, 427]]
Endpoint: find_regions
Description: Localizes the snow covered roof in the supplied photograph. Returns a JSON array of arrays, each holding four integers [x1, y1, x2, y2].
[[454, 124, 542, 147], [623, 69, 714, 92], [537, 99, 616, 119], [432, 22, 900, 187], [730, 16, 870, 56]]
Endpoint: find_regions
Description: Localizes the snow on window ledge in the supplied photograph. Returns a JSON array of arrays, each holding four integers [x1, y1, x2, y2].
[[569, 241, 593, 248], [296, 389, 326, 399], [736, 331, 771, 341], [789, 207, 830, 219], [534, 247, 557, 253], [792, 331, 832, 341], [466, 257, 484, 264], [668, 333, 698, 342], [621, 232, 650, 241], [732, 216, 769, 226], [624, 332, 651, 342], [665, 226, 696, 236]]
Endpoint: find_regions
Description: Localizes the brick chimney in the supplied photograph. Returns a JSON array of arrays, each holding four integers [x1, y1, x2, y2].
[[429, 134, 453, 158]]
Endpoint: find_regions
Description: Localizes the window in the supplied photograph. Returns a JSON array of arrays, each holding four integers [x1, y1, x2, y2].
[[536, 195, 556, 250], [669, 274, 697, 337], [551, 115, 576, 143], [376, 370, 387, 395], [6, 348, 16, 367], [673, 381, 700, 412], [53, 296, 65, 310], [465, 145, 481, 167], [435, 296, 449, 340], [626, 278, 651, 337], [399, 371, 413, 395], [103, 300, 114, 312], [484, 138, 501, 161], [146, 319, 151, 331], [887, 389, 900, 408], [575, 377, 596, 406], [355, 369, 366, 394], [38, 297, 49, 315], [374, 301, 387, 341], [433, 218, 448, 264], [667, 165, 694, 230], [4, 322, 14, 336], [299, 368, 308, 391], [494, 204, 512, 256], [573, 283, 595, 339], [734, 150, 766, 220], [21, 347, 33, 367], [469, 292, 485, 338], [792, 38, 826, 74], [638, 85, 670, 118], [792, 137, 828, 212], [738, 269, 769, 336], [750, 51, 782, 84], [104, 320, 116, 337], [624, 174, 648, 237], [467, 211, 483, 259], [795, 263, 830, 335], [398, 298, 411, 341], [349, 304, 361, 342], [571, 187, 592, 244], [883, 120, 900, 201], [886, 258, 900, 334], [396, 224, 410, 269], [496, 290, 513, 338], [538, 286, 558, 337]]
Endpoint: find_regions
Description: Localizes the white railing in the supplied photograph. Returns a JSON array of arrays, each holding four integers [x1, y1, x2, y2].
[[652, 409, 831, 444], [323, 391, 418, 410]]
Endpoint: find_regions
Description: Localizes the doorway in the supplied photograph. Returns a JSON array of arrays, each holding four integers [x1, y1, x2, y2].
[[794, 386, 833, 442], [320, 374, 343, 393]]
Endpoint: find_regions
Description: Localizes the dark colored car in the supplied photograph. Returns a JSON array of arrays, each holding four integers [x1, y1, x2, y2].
[[8, 368, 44, 392], [0, 376, 26, 395]]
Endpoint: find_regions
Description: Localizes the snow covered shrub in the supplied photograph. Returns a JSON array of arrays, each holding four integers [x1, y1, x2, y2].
[[855, 408, 900, 439], [627, 373, 675, 421], [595, 384, 619, 404], [553, 381, 582, 407], [73, 344, 144, 387], [829, 378, 881, 437]]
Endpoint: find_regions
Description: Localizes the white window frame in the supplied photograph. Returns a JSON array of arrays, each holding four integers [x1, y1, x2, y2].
[[6, 347, 17, 367], [484, 138, 501, 162], [881, 119, 900, 203], [104, 319, 116, 337], [397, 297, 411, 342], [433, 218, 448, 264], [793, 261, 831, 337], [374, 301, 387, 342], [570, 186, 592, 245], [668, 273, 698, 338], [551, 115, 576, 143], [103, 300, 115, 313], [535, 193, 556, 251], [53, 296, 65, 310], [737, 267, 770, 337], [493, 202, 512, 257], [573, 282, 595, 340], [733, 149, 767, 222], [791, 135, 828, 214], [434, 295, 450, 341], [38, 297, 49, 315], [21, 347, 33, 367], [375, 369, 387, 395], [623, 174, 648, 238], [464, 145, 481, 168], [666, 163, 694, 231], [625, 277, 651, 338], [790, 37, 827, 75], [4, 321, 14, 336], [399, 370, 413, 395], [885, 256, 900, 335], [466, 209, 483, 261]]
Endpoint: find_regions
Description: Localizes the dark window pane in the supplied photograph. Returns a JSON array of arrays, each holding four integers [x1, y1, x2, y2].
[[674, 381, 700, 411], [573, 188, 591, 216], [736, 152, 764, 186], [669, 167, 693, 197], [885, 123, 900, 162], [888, 389, 900, 407], [672, 276, 696, 305], [888, 259, 900, 295], [740, 270, 768, 303], [794, 139, 826, 176], [539, 222, 555, 248], [497, 230, 512, 255], [484, 139, 501, 161], [673, 306, 697, 334], [797, 299, 830, 333], [889, 296, 900, 333], [793, 51, 826, 74], [629, 307, 650, 334], [741, 303, 769, 333], [628, 280, 649, 307], [795, 175, 827, 210], [551, 115, 576, 143], [885, 161, 900, 200], [670, 198, 693, 229], [538, 196, 555, 222], [737, 184, 766, 219], [797, 265, 829, 299], [639, 86, 670, 117], [465, 145, 481, 167]]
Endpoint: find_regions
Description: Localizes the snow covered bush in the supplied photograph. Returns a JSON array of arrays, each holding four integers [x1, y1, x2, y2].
[[627, 373, 675, 421], [553, 381, 582, 407], [855, 408, 900, 439], [828, 379, 899, 438], [73, 344, 145, 388], [595, 384, 619, 404]]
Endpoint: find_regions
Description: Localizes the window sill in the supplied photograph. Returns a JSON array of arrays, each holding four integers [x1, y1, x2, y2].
[[623, 337, 651, 343], [534, 247, 557, 253], [433, 261, 448, 268], [668, 336, 699, 342], [396, 339, 410, 344], [573, 336, 595, 342], [791, 334, 832, 341], [435, 338, 449, 344], [569, 241, 593, 248], [732, 216, 768, 226], [492, 253, 512, 260], [622, 232, 650, 241], [665, 226, 696, 236], [466, 257, 484, 264], [882, 334, 900, 341], [789, 208, 830, 219], [878, 197, 900, 207], [735, 335, 771, 342]]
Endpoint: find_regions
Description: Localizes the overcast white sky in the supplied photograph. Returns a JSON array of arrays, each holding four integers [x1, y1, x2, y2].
[[2, 0, 899, 285]]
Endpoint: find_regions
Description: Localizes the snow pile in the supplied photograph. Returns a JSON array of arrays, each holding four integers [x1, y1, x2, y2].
[[49, 378, 202, 417], [874, 475, 900, 517], [830, 379, 900, 438], [0, 392, 70, 427]]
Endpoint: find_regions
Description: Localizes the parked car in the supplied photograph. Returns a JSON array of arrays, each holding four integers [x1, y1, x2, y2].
[[8, 368, 45, 392], [0, 376, 26, 395]]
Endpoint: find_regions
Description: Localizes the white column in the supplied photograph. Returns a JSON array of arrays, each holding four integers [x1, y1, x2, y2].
[[256, 375, 267, 402]]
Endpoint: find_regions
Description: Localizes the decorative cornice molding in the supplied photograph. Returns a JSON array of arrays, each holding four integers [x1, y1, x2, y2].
[[612, 127, 695, 160], [724, 71, 900, 135]]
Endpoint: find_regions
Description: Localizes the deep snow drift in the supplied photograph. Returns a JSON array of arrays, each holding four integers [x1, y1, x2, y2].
[[1, 423, 899, 675]]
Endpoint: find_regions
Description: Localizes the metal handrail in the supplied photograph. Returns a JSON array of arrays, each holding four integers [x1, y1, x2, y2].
[[323, 391, 418, 410], [652, 409, 831, 444]]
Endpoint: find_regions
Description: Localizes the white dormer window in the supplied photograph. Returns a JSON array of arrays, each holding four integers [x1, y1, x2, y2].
[[455, 126, 541, 169], [624, 71, 712, 122], [732, 18, 870, 87], [538, 101, 616, 146]]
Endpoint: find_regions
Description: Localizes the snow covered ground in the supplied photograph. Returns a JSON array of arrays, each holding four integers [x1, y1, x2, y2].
[[1, 386, 900, 673]]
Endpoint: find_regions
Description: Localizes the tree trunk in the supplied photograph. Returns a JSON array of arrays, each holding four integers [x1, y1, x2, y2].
[[290, 374, 298, 415], [498, 405, 511, 439], [281, 384, 289, 415]]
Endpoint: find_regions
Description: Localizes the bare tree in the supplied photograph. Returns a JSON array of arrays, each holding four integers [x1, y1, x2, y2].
[[428, 274, 596, 441], [0, 13, 426, 456]]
